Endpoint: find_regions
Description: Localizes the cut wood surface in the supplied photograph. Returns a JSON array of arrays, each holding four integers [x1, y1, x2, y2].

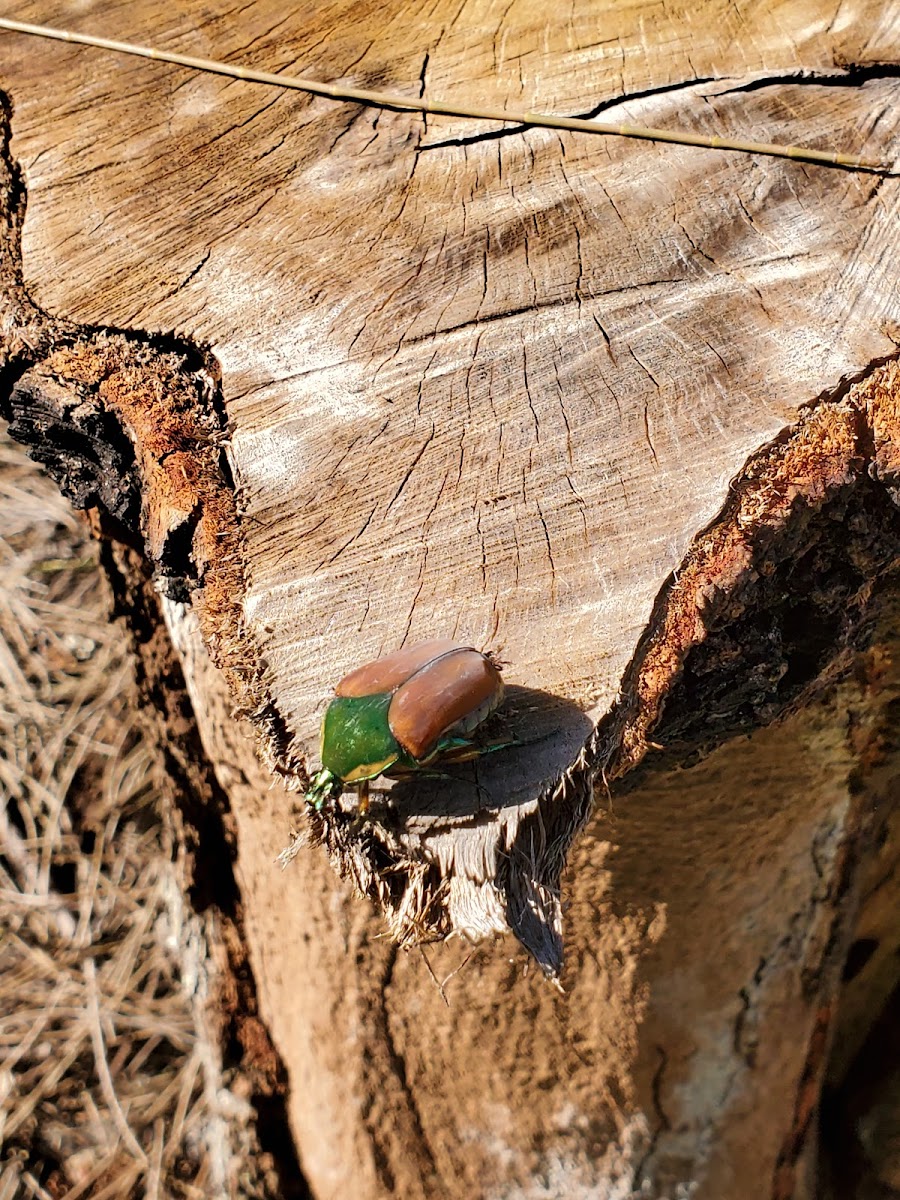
[[2, 1, 900, 1196]]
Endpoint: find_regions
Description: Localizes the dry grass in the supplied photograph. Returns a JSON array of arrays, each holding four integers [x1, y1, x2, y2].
[[0, 433, 268, 1199]]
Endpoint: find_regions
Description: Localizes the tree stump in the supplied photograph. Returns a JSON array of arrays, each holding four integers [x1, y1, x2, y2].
[[2, 1, 900, 1196]]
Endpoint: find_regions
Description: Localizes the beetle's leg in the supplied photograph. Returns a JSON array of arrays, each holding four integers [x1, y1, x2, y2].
[[356, 778, 370, 816], [430, 737, 519, 765]]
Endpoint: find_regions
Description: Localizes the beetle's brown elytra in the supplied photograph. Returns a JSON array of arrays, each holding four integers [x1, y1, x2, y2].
[[341, 641, 504, 761], [305, 641, 506, 812], [335, 639, 461, 700]]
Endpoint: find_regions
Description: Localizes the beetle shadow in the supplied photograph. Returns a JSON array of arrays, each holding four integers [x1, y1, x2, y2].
[[374, 685, 593, 822]]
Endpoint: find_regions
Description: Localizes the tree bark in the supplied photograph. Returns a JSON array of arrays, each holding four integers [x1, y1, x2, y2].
[[2, 2, 900, 1196]]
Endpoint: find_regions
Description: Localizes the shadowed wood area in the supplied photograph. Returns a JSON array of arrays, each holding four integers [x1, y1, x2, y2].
[[2, 1, 900, 1196]]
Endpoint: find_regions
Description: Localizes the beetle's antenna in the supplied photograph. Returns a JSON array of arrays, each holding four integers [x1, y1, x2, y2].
[[0, 17, 894, 174]]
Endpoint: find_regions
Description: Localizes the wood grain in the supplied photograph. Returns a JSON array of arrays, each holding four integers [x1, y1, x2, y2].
[[3, 2, 898, 737]]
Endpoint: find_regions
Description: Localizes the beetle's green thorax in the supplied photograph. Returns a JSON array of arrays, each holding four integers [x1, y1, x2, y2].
[[321, 691, 400, 783]]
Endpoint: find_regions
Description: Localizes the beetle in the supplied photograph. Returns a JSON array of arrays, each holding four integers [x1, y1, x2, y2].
[[305, 639, 506, 812]]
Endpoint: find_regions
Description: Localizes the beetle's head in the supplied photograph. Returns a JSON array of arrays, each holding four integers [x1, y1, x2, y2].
[[305, 767, 342, 812]]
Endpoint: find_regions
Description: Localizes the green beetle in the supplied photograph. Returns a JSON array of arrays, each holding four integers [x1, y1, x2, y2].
[[306, 639, 505, 812]]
